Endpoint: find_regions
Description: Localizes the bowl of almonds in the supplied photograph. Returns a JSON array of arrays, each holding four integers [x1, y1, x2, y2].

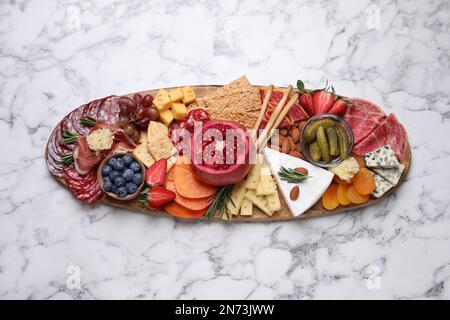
[[268, 121, 307, 159]]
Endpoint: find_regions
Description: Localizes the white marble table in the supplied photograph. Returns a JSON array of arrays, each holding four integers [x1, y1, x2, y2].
[[1, 0, 449, 300]]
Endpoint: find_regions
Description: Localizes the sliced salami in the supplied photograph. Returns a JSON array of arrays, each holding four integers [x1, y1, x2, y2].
[[70, 105, 91, 136], [343, 99, 386, 145], [97, 96, 120, 124]]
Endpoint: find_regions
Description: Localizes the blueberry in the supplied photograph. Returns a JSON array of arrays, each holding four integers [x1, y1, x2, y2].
[[109, 170, 120, 180], [123, 169, 134, 181], [111, 185, 117, 194], [123, 155, 133, 166], [114, 176, 125, 187], [116, 186, 128, 198], [108, 157, 117, 167], [126, 182, 138, 194], [132, 173, 143, 185], [102, 164, 112, 176], [113, 158, 125, 171], [103, 179, 113, 192], [130, 161, 141, 172]]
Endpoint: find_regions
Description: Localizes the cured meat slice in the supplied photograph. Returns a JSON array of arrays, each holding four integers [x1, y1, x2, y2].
[[286, 103, 309, 125], [97, 96, 120, 125], [73, 136, 103, 175], [63, 167, 104, 204], [352, 113, 407, 161], [344, 98, 386, 145], [352, 121, 387, 157], [386, 114, 408, 161], [70, 105, 90, 136]]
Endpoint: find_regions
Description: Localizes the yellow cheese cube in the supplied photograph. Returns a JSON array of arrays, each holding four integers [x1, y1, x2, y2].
[[171, 102, 188, 120], [153, 94, 172, 112], [169, 88, 184, 102], [156, 89, 169, 97], [159, 109, 174, 126], [182, 86, 196, 104]]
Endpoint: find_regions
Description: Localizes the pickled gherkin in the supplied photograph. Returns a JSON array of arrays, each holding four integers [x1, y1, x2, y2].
[[303, 119, 336, 143], [316, 126, 331, 163], [325, 127, 339, 156], [309, 141, 321, 161], [336, 126, 350, 159]]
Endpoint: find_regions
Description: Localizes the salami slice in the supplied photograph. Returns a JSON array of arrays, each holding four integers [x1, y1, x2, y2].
[[97, 96, 120, 124], [63, 166, 104, 203], [70, 105, 90, 136]]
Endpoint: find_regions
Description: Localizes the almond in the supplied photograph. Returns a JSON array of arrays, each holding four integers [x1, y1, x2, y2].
[[294, 167, 308, 175], [278, 134, 286, 144], [289, 150, 304, 159], [288, 137, 296, 151], [280, 129, 288, 136], [291, 127, 300, 143], [298, 121, 307, 132], [281, 139, 290, 154], [290, 186, 300, 200]]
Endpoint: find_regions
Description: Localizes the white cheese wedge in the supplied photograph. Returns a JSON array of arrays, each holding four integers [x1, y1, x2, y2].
[[240, 198, 253, 216], [365, 145, 400, 168], [245, 189, 273, 216], [372, 164, 405, 186], [263, 147, 334, 217], [227, 180, 247, 215], [372, 172, 394, 198]]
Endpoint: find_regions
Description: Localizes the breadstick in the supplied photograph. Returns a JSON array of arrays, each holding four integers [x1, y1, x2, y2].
[[252, 85, 273, 142]]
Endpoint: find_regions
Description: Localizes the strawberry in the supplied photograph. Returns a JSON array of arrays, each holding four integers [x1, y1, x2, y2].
[[298, 92, 314, 117], [313, 90, 335, 115], [328, 99, 348, 117], [147, 186, 176, 208], [145, 158, 167, 187]]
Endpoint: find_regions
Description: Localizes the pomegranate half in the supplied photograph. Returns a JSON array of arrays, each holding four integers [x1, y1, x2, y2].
[[191, 120, 254, 186]]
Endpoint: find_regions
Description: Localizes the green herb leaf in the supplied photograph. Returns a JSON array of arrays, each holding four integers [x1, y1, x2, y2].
[[62, 130, 78, 144], [204, 185, 234, 220], [277, 167, 311, 183], [138, 186, 150, 207], [79, 117, 97, 127], [297, 80, 305, 93], [61, 153, 74, 167]]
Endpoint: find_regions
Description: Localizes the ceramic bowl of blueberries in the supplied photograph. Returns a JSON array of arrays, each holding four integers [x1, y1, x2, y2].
[[98, 153, 146, 200]]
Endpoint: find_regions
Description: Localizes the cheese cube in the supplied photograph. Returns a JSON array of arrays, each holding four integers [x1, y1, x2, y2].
[[169, 88, 184, 102], [182, 86, 196, 104], [240, 199, 253, 216], [159, 109, 174, 126], [153, 93, 172, 112], [156, 89, 169, 97], [227, 180, 247, 215], [172, 102, 188, 120]]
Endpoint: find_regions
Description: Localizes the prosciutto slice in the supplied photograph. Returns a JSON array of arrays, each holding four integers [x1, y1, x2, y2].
[[352, 113, 407, 161], [343, 98, 386, 145], [74, 136, 103, 175]]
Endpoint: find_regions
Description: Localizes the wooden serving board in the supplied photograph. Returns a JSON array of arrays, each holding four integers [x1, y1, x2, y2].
[[46, 85, 411, 222]]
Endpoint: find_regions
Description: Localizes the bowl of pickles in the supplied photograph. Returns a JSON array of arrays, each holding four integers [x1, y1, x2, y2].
[[300, 114, 354, 168]]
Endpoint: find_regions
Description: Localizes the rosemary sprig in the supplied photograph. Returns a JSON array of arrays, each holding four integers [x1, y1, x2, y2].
[[79, 117, 97, 127], [62, 130, 78, 144], [138, 186, 150, 207], [278, 167, 311, 183], [61, 153, 74, 167], [204, 185, 234, 220]]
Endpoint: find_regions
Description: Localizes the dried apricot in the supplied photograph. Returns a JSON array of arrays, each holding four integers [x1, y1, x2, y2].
[[337, 183, 351, 206], [353, 155, 366, 168], [321, 184, 339, 210], [346, 185, 369, 204], [353, 168, 375, 195]]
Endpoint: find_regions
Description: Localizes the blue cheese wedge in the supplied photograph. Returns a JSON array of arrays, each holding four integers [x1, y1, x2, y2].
[[263, 147, 334, 217], [365, 145, 400, 168], [372, 172, 394, 198], [372, 164, 405, 186]]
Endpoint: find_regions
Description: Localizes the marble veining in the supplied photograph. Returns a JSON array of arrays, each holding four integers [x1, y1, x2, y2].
[[1, 0, 450, 299]]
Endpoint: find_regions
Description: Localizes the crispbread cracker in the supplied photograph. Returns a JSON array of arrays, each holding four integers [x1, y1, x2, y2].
[[146, 121, 174, 160], [191, 76, 262, 129]]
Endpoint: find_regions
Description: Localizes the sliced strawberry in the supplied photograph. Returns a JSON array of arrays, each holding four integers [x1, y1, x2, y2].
[[328, 99, 348, 117], [147, 186, 176, 208], [298, 92, 314, 117], [313, 91, 335, 115], [145, 158, 167, 187]]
